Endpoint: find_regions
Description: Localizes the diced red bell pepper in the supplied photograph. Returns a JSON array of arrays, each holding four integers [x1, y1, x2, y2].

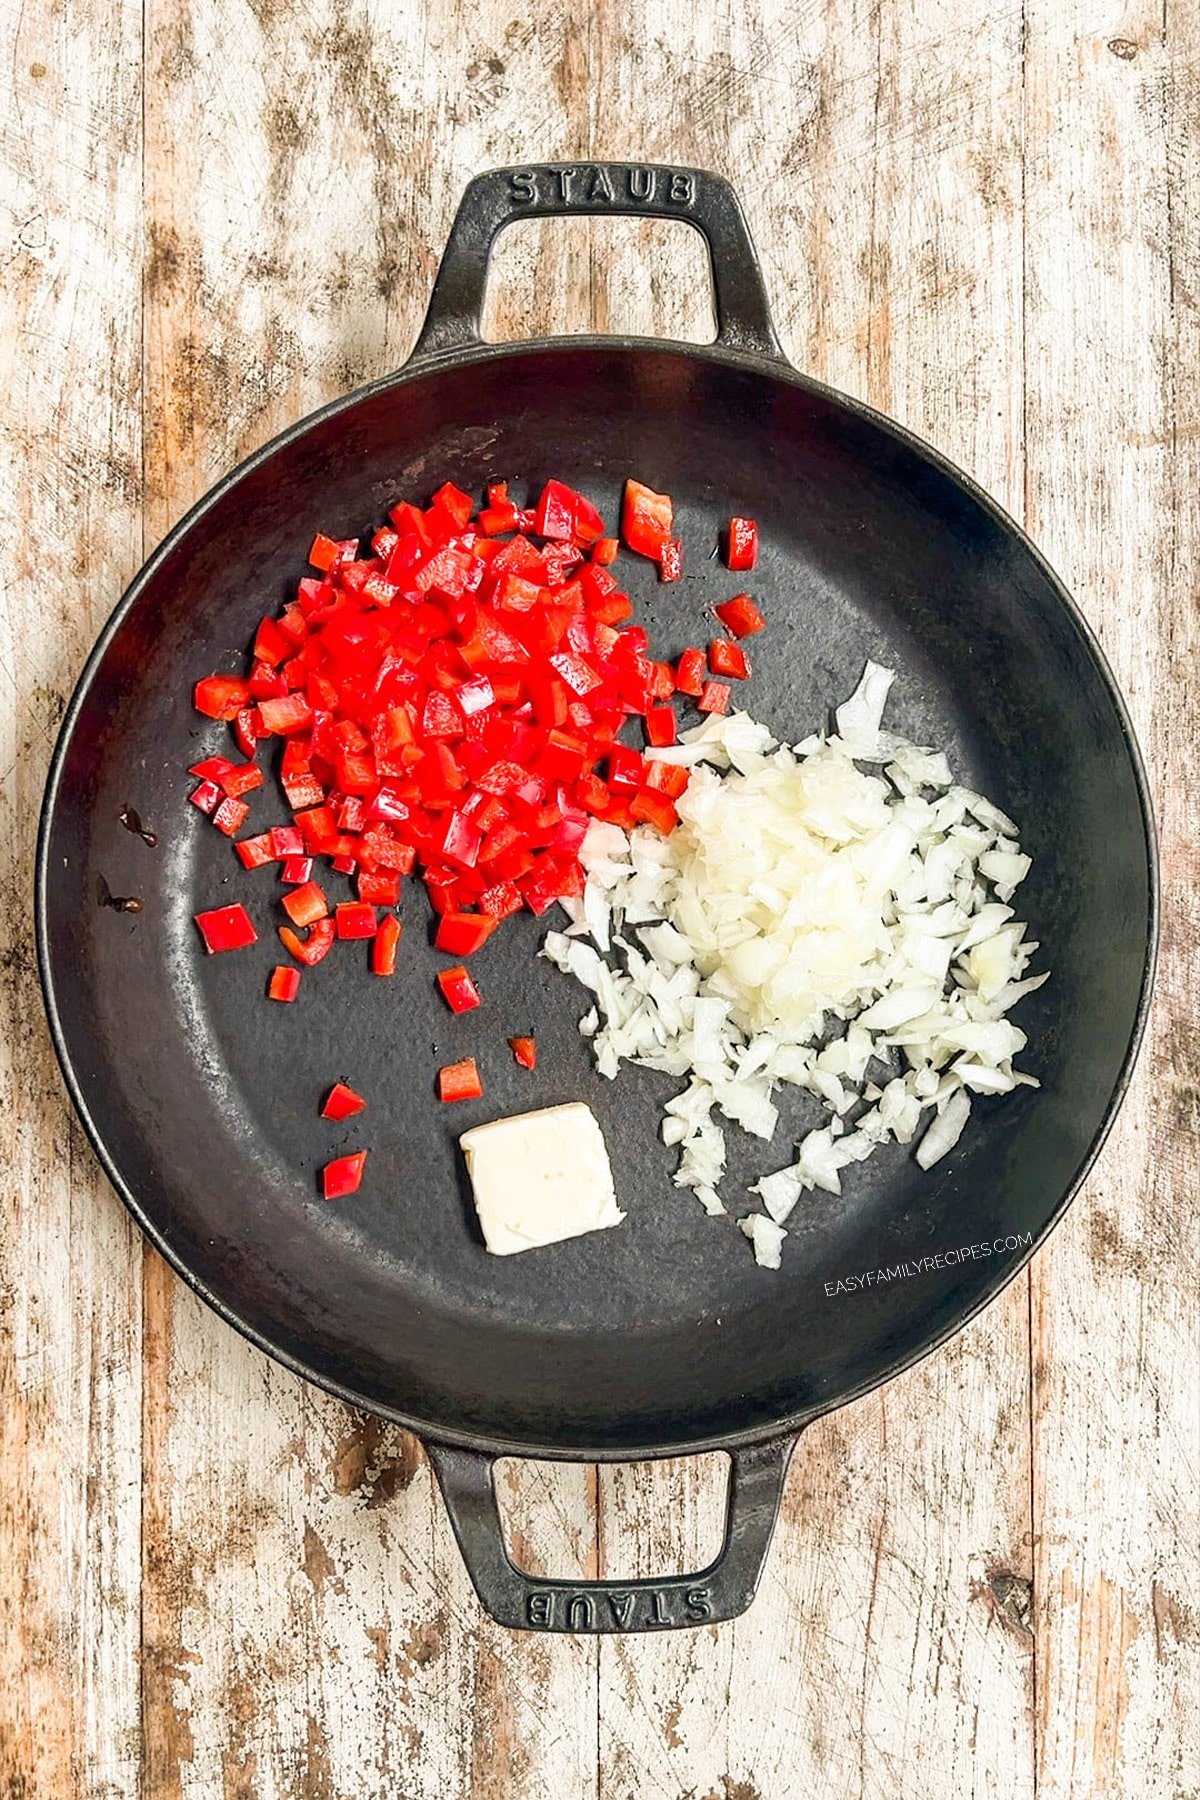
[[218, 762, 264, 799], [234, 707, 263, 759], [189, 780, 222, 815], [646, 760, 690, 800], [438, 1058, 483, 1103], [432, 481, 474, 527], [622, 479, 673, 560], [645, 705, 678, 747], [630, 788, 678, 834], [269, 825, 304, 859], [607, 744, 644, 788], [278, 918, 335, 965], [253, 616, 291, 667], [258, 692, 314, 735], [281, 880, 328, 927], [212, 796, 250, 837], [189, 754, 235, 781], [725, 516, 758, 571], [322, 1080, 366, 1120], [335, 902, 378, 940], [195, 904, 257, 953], [673, 647, 706, 697], [698, 680, 732, 715], [371, 913, 402, 975], [434, 911, 498, 956], [309, 533, 359, 572], [658, 538, 683, 583], [194, 675, 250, 720], [357, 868, 401, 906], [323, 1150, 367, 1201], [437, 964, 482, 1014], [508, 1035, 537, 1070], [478, 879, 523, 918], [591, 536, 619, 565], [235, 833, 274, 870], [708, 639, 749, 680], [715, 593, 766, 637], [281, 855, 314, 884], [267, 964, 301, 1002]]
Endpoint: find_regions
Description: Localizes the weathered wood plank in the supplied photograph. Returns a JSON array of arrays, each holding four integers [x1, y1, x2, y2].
[[1023, 7, 1200, 1795], [594, 2, 1038, 1795], [140, 4, 602, 1795], [0, 3, 145, 1796]]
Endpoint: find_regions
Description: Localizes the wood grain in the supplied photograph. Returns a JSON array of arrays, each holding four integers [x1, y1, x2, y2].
[[0, 1, 145, 1794], [1, 0, 1197, 1794]]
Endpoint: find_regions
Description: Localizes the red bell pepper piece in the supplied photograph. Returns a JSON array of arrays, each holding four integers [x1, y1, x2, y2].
[[591, 536, 619, 565], [218, 762, 264, 799], [269, 825, 304, 859], [434, 911, 498, 956], [267, 964, 301, 1002], [281, 855, 314, 884], [194, 675, 250, 720], [189, 754, 235, 781], [235, 833, 274, 870], [281, 880, 328, 927], [322, 1150, 367, 1200], [436, 964, 482, 1014], [211, 796, 250, 837], [715, 593, 766, 638], [278, 918, 335, 965], [432, 481, 474, 527], [725, 516, 758, 571], [698, 680, 732, 715], [645, 705, 678, 747], [335, 902, 378, 939], [257, 692, 314, 735], [478, 879, 523, 918], [194, 904, 257, 953], [708, 639, 749, 680], [189, 780, 222, 815], [321, 1081, 366, 1120], [438, 1058, 483, 1103], [658, 538, 683, 583], [646, 760, 690, 800], [371, 913, 402, 974], [630, 788, 678, 834], [621, 479, 673, 560], [357, 868, 401, 905], [508, 1036, 537, 1070]]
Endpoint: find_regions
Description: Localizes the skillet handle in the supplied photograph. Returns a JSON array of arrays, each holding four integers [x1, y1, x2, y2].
[[426, 1435, 795, 1633], [410, 162, 783, 363]]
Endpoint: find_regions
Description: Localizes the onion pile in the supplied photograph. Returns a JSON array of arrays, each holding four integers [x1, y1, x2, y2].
[[541, 663, 1047, 1266]]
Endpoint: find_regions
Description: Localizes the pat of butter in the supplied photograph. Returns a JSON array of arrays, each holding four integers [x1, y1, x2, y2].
[[461, 1103, 624, 1255]]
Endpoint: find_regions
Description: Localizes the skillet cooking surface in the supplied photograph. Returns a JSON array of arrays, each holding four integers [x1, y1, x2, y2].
[[38, 342, 1154, 1456]]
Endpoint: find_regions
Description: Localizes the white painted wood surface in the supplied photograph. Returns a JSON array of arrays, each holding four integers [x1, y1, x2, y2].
[[2, 1, 1196, 1795]]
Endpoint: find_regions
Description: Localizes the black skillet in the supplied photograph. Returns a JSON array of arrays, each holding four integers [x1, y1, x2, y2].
[[37, 164, 1157, 1633]]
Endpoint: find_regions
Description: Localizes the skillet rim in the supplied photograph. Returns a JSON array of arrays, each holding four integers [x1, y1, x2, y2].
[[34, 333, 1161, 1461]]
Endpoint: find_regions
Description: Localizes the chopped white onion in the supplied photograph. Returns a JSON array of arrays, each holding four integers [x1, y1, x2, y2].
[[540, 664, 1047, 1264]]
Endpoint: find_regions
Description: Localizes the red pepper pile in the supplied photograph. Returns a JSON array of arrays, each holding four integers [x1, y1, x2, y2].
[[192, 480, 763, 972]]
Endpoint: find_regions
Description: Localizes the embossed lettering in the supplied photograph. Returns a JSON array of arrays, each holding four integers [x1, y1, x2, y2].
[[526, 1591, 554, 1628], [646, 1589, 672, 1626], [685, 1586, 713, 1621], [587, 166, 615, 202], [508, 170, 537, 205], [607, 1593, 636, 1628], [669, 172, 695, 206], [566, 1594, 595, 1631], [628, 166, 655, 202], [557, 167, 579, 201]]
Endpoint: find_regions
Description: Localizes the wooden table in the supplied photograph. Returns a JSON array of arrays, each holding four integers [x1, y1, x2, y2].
[[3, 2, 1197, 1795]]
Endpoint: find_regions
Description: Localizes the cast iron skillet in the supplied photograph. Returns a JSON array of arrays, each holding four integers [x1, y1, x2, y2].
[[37, 164, 1157, 1634]]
